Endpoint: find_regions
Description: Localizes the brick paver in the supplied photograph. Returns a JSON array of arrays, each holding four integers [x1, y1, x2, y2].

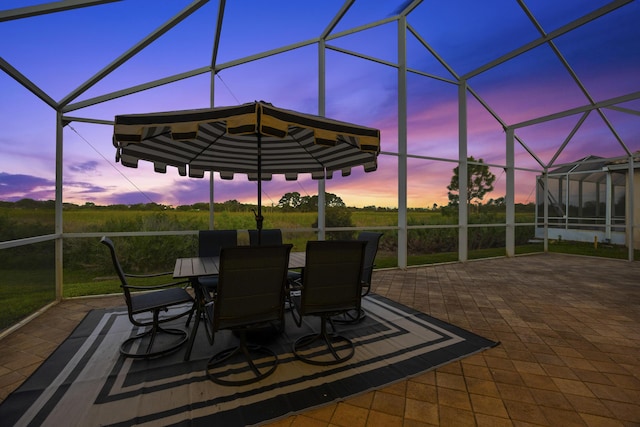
[[1, 253, 639, 425]]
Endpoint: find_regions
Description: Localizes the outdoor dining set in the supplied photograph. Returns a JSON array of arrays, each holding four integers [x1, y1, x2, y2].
[[102, 102, 382, 385], [100, 230, 382, 386]]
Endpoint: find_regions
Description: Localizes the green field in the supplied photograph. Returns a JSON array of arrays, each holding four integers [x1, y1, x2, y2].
[[2, 203, 636, 332]]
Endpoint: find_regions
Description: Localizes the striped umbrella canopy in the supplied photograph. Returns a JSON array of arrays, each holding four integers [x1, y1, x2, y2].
[[112, 100, 381, 232]]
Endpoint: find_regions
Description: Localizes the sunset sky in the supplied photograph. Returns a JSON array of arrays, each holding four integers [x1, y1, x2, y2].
[[1, 0, 638, 209]]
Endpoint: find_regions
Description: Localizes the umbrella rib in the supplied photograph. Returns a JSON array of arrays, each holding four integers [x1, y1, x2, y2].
[[142, 130, 171, 141], [188, 132, 224, 165], [288, 132, 327, 171]]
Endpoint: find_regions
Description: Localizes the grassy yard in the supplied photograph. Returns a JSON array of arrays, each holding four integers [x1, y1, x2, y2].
[[1, 270, 56, 331], [62, 240, 637, 297], [2, 240, 637, 332], [3, 205, 637, 333]]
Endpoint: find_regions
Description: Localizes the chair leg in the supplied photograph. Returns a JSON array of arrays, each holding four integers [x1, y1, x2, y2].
[[333, 289, 367, 324], [184, 288, 215, 361], [293, 315, 355, 366], [185, 279, 204, 328], [185, 304, 195, 327], [121, 310, 188, 359], [332, 308, 366, 324], [206, 331, 278, 386], [183, 305, 200, 361]]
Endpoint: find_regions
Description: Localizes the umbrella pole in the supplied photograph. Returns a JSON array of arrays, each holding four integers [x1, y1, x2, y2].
[[255, 132, 264, 244]]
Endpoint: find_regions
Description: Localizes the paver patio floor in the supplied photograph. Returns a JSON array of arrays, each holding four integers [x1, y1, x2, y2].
[[2, 253, 639, 426]]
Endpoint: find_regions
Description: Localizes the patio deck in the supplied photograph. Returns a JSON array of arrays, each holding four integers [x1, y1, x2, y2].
[[1, 253, 639, 426]]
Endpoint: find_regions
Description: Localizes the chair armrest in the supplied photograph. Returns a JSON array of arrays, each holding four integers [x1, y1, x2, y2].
[[124, 279, 191, 291], [287, 285, 304, 327], [287, 281, 303, 292], [124, 271, 173, 278]]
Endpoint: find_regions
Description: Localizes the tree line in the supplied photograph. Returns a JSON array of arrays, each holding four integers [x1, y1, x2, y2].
[[2, 157, 533, 213]]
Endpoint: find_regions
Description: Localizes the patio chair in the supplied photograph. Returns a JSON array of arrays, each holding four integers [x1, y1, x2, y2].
[[186, 230, 237, 313], [248, 228, 283, 246], [205, 244, 292, 385], [197, 229, 238, 291], [249, 228, 301, 286], [184, 229, 239, 343], [334, 231, 383, 324], [289, 240, 366, 365], [100, 236, 194, 359], [359, 232, 383, 293]]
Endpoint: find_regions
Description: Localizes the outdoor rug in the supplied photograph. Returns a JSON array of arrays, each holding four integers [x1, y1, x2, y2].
[[0, 294, 498, 426]]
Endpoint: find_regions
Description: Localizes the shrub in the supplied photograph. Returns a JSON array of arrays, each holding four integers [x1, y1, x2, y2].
[[314, 207, 356, 240]]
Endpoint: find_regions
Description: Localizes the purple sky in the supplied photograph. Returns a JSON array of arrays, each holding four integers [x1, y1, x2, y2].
[[1, 0, 638, 208]]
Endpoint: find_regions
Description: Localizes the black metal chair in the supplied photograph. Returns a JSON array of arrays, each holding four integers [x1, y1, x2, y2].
[[249, 228, 301, 285], [186, 229, 237, 320], [184, 230, 238, 358], [248, 229, 283, 246], [289, 240, 366, 365], [100, 236, 194, 359], [359, 232, 383, 294], [205, 244, 292, 385], [196, 229, 238, 293], [334, 231, 383, 324]]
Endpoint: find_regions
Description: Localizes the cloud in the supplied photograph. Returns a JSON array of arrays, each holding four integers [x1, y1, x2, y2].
[[0, 172, 55, 201], [68, 160, 99, 173], [63, 180, 110, 195], [102, 191, 166, 206]]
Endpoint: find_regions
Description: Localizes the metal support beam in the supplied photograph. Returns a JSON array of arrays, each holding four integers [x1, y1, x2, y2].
[[606, 173, 612, 241], [543, 170, 549, 252], [209, 172, 215, 230], [0, 0, 120, 22], [209, 70, 216, 230], [506, 129, 515, 257], [627, 157, 635, 261], [397, 15, 408, 268], [55, 112, 64, 300], [458, 81, 468, 262], [317, 40, 327, 240]]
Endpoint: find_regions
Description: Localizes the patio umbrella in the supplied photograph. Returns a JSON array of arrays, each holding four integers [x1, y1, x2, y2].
[[112, 101, 381, 239]]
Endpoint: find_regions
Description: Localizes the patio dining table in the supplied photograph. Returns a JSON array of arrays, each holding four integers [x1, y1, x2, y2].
[[173, 251, 306, 279], [174, 250, 305, 360]]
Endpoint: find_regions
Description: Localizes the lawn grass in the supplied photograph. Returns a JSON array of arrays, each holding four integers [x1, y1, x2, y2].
[[1, 270, 56, 331], [3, 237, 637, 334], [60, 240, 637, 300], [62, 272, 181, 298], [547, 240, 639, 259], [4, 205, 635, 334]]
